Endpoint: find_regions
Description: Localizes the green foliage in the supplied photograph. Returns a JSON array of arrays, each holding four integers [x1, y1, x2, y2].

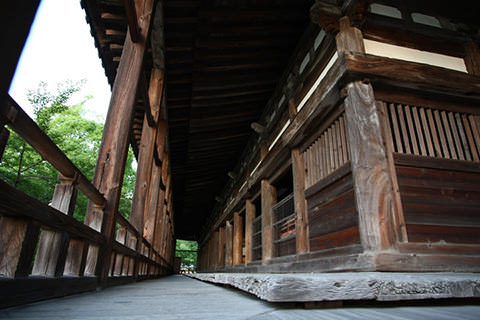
[[175, 240, 198, 268], [0, 81, 136, 222]]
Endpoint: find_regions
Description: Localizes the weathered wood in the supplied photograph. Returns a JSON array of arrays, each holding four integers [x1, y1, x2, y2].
[[124, 0, 139, 43], [33, 175, 78, 276], [465, 41, 480, 76], [344, 81, 396, 251], [64, 239, 86, 276], [335, 16, 365, 54], [225, 221, 233, 267], [212, 231, 219, 269], [0, 217, 39, 278], [233, 212, 243, 265], [261, 179, 276, 264], [84, 0, 155, 283], [291, 149, 308, 254], [244, 200, 255, 265], [189, 272, 480, 302]]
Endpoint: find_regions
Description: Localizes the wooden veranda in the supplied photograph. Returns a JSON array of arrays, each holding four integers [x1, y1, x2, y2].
[[1, 0, 480, 309]]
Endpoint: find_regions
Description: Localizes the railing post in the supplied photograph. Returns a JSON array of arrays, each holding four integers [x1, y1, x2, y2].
[[292, 148, 309, 254], [32, 174, 78, 277], [261, 179, 276, 264]]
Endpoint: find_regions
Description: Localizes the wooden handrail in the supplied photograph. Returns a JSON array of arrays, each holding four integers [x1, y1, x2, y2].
[[115, 212, 139, 237], [2, 96, 106, 206], [0, 180, 104, 245]]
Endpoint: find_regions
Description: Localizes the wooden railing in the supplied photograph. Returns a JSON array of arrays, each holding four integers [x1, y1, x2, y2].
[[0, 96, 172, 308], [272, 193, 295, 257], [251, 215, 262, 262]]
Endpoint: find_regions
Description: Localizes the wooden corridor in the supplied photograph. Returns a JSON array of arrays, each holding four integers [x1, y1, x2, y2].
[[1, 275, 479, 319]]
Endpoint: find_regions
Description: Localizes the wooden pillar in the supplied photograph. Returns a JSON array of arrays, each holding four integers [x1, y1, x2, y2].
[[217, 226, 225, 268], [244, 200, 255, 265], [32, 175, 77, 276], [84, 0, 155, 283], [233, 212, 243, 265], [261, 179, 276, 264], [225, 220, 233, 267], [465, 41, 480, 75], [292, 148, 309, 254], [344, 81, 399, 251], [131, 70, 165, 241], [211, 231, 219, 270], [338, 15, 402, 251]]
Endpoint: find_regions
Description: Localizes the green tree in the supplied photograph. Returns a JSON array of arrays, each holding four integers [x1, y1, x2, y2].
[[0, 81, 136, 222], [175, 240, 198, 269]]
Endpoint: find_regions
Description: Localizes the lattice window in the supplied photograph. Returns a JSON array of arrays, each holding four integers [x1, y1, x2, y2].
[[272, 193, 295, 257], [251, 216, 262, 261], [385, 103, 480, 161]]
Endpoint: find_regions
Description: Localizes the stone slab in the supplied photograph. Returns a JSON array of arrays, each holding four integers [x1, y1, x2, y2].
[[187, 272, 480, 302]]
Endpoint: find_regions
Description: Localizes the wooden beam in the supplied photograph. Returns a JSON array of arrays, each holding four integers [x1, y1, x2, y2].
[[335, 16, 365, 54], [465, 41, 480, 76], [124, 0, 139, 43], [0, 126, 10, 162], [225, 221, 233, 267], [292, 148, 309, 254], [244, 200, 255, 265], [84, 0, 155, 283], [233, 212, 243, 265], [261, 179, 276, 264]]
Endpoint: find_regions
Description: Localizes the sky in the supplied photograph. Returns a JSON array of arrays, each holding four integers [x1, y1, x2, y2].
[[8, 0, 111, 121]]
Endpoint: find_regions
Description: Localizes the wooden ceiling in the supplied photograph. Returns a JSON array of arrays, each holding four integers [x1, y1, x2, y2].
[[83, 0, 313, 240]]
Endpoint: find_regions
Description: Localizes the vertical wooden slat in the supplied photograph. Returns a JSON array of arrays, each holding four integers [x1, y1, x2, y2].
[[233, 212, 243, 265], [433, 110, 450, 158], [419, 108, 435, 157], [328, 127, 335, 172], [340, 115, 349, 161], [441, 111, 458, 159], [455, 113, 471, 161], [404, 105, 419, 155], [447, 112, 465, 160], [426, 109, 442, 157], [261, 179, 276, 264], [245, 200, 255, 265], [388, 103, 403, 153], [324, 130, 331, 176], [412, 106, 427, 156], [397, 104, 411, 154], [292, 149, 309, 254], [463, 114, 480, 161], [64, 239, 86, 276], [336, 119, 344, 165]]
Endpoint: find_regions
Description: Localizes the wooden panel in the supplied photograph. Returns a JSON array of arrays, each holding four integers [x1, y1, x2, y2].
[[244, 200, 255, 264], [396, 159, 480, 244], [261, 180, 276, 264], [306, 170, 360, 253]]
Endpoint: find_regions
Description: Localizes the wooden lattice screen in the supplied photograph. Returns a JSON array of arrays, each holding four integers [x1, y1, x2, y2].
[[385, 103, 480, 161], [304, 113, 350, 188]]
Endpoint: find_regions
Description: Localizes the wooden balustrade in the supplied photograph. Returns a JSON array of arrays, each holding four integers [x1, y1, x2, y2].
[[0, 96, 173, 308]]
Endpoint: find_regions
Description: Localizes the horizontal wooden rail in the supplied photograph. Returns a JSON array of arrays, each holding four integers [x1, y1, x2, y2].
[[2, 96, 105, 206], [0, 180, 104, 244], [115, 212, 139, 237]]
